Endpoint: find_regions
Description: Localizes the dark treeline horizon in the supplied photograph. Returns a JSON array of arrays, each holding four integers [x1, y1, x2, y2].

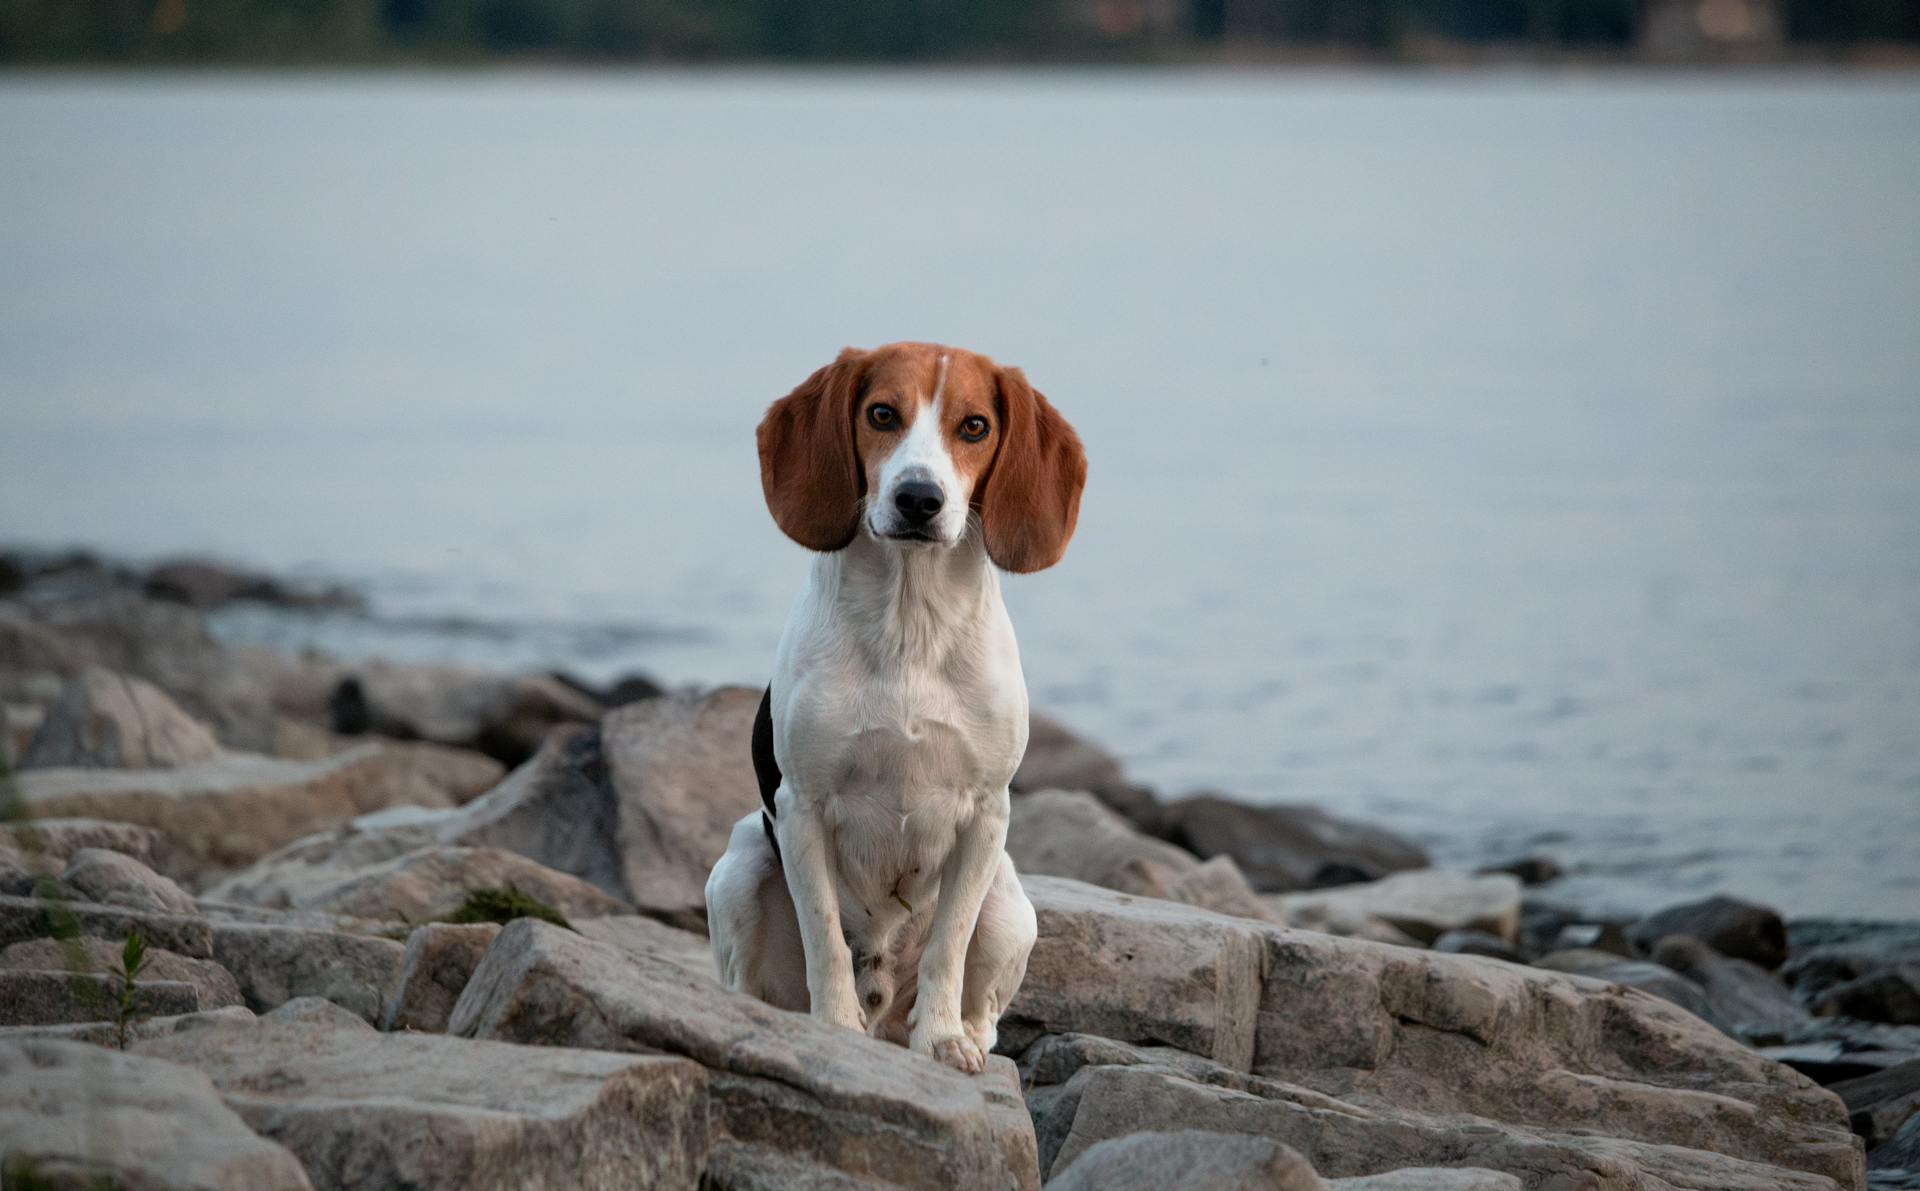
[[2, 0, 1918, 65]]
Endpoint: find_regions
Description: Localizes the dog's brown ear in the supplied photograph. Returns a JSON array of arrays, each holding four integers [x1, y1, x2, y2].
[[979, 365, 1087, 573], [757, 347, 870, 552]]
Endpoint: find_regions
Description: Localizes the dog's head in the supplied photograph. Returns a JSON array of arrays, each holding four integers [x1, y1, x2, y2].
[[756, 343, 1087, 573]]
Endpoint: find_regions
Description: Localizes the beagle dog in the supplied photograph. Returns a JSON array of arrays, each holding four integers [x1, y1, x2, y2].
[[704, 342, 1086, 1073]]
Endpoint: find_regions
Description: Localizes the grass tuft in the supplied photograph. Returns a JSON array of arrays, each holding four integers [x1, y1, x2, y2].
[[443, 887, 574, 932]]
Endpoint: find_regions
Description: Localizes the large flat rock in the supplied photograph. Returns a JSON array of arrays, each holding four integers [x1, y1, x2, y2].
[[449, 917, 1037, 1189], [137, 1006, 708, 1190], [1009, 875, 1265, 1071], [222, 687, 765, 930], [15, 742, 503, 885], [209, 842, 630, 922], [0, 1036, 312, 1189], [1047, 1061, 1844, 1190], [1008, 789, 1272, 922], [1014, 877, 1863, 1189]]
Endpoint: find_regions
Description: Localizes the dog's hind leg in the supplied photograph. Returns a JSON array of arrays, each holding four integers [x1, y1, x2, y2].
[[959, 850, 1037, 1058], [705, 813, 808, 1013]]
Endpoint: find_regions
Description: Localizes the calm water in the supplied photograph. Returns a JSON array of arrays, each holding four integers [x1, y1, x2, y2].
[[4, 72, 1918, 918]]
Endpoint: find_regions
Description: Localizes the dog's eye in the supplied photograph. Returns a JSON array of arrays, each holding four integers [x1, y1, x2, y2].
[[867, 404, 899, 431], [959, 415, 990, 443]]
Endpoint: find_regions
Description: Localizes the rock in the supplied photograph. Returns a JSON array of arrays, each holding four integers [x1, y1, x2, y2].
[[0, 603, 86, 707], [1013, 712, 1164, 833], [451, 918, 1037, 1188], [1833, 1060, 1920, 1151], [1432, 929, 1524, 963], [211, 920, 405, 1023], [1007, 790, 1273, 922], [0, 1037, 311, 1189], [1041, 1055, 1849, 1189], [0, 816, 161, 867], [1816, 968, 1920, 1026], [142, 556, 359, 612], [0, 936, 242, 1010], [0, 843, 57, 896], [25, 591, 284, 752], [381, 922, 500, 1032], [135, 1008, 707, 1189], [1549, 920, 1634, 955], [601, 686, 767, 929], [553, 669, 666, 709], [1532, 949, 1724, 1030], [1875, 1109, 1920, 1178], [213, 842, 627, 924], [1015, 878, 1861, 1189], [416, 721, 629, 898], [0, 890, 214, 957], [61, 846, 197, 913], [329, 658, 601, 763], [0, 1005, 255, 1047], [980, 1055, 1042, 1191], [259, 688, 764, 930], [1164, 855, 1277, 923], [1653, 935, 1813, 1044], [1630, 896, 1789, 970], [1761, 1024, 1920, 1086], [1331, 1172, 1522, 1190], [20, 664, 224, 769], [1008, 876, 1265, 1071], [0, 968, 200, 1025], [1476, 855, 1564, 886], [15, 742, 503, 885], [1787, 921, 1920, 1007], [1267, 870, 1523, 945], [1164, 795, 1430, 893], [575, 913, 715, 981], [1518, 902, 1634, 958], [1046, 1130, 1325, 1191]]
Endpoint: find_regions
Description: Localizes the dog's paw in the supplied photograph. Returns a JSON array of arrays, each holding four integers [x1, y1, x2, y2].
[[811, 988, 867, 1034], [914, 1031, 987, 1074]]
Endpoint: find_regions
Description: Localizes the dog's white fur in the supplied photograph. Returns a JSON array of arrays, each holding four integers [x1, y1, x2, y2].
[[705, 348, 1057, 1073]]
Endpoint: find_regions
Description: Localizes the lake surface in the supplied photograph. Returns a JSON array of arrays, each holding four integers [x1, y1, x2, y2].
[[4, 72, 1918, 918]]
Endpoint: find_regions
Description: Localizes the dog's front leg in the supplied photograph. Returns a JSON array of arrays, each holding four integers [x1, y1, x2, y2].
[[776, 799, 865, 1033], [909, 799, 1008, 1073]]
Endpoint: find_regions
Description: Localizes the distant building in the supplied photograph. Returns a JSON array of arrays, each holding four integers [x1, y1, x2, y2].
[[1640, 0, 1784, 59]]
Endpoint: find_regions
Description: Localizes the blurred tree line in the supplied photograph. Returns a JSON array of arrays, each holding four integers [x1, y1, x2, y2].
[[2, 0, 1916, 63]]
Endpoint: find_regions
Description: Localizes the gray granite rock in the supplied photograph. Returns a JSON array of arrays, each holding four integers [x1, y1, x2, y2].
[[1630, 896, 1789, 970], [1164, 795, 1429, 893], [212, 919, 405, 1023], [1014, 878, 1862, 1189], [210, 842, 628, 922], [0, 935, 242, 1011], [381, 922, 500, 1032], [1007, 789, 1273, 922], [137, 1009, 708, 1190], [61, 846, 197, 913], [14, 742, 502, 886], [449, 917, 1037, 1189], [1047, 1130, 1325, 1190], [0, 1037, 312, 1190], [20, 665, 223, 769], [1266, 869, 1523, 945]]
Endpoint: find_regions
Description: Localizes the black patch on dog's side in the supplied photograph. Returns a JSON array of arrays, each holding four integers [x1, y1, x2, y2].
[[752, 683, 783, 865]]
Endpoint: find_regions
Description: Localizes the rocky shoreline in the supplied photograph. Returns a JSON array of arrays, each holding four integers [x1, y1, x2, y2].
[[1, 549, 1916, 1189]]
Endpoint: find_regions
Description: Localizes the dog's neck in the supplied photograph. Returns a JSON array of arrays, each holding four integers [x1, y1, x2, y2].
[[814, 527, 999, 665]]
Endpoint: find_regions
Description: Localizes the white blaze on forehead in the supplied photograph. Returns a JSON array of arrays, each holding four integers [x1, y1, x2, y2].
[[931, 353, 951, 406], [867, 352, 967, 541]]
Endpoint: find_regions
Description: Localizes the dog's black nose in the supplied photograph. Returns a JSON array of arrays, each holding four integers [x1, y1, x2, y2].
[[893, 480, 944, 527]]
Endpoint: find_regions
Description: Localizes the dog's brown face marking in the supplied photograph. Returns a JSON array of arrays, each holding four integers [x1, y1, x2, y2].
[[853, 344, 1002, 509], [757, 341, 1086, 570]]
